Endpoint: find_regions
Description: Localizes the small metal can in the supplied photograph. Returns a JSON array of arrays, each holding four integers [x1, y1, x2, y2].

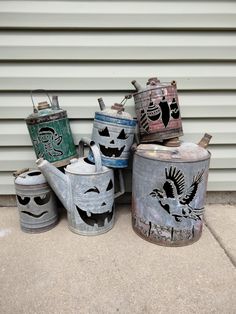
[[14, 169, 59, 233], [132, 77, 183, 144], [26, 90, 77, 167]]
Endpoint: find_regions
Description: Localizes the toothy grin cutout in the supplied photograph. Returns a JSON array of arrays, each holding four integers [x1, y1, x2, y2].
[[99, 144, 125, 157], [76, 205, 114, 227]]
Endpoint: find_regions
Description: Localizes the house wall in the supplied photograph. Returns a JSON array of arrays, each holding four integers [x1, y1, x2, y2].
[[0, 1, 235, 198]]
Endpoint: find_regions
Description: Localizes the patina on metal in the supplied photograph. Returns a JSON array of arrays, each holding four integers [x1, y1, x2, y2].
[[132, 134, 212, 247], [131, 77, 183, 144], [14, 169, 59, 233], [26, 90, 77, 168], [88, 95, 137, 168], [36, 138, 125, 236]]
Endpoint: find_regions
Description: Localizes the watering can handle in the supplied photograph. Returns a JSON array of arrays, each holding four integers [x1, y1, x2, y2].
[[78, 137, 102, 173], [30, 89, 52, 111]]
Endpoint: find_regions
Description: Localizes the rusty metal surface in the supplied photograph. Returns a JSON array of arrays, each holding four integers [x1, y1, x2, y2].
[[132, 78, 183, 143], [132, 143, 211, 246]]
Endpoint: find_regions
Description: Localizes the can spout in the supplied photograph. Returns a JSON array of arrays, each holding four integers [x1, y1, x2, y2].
[[131, 80, 142, 92], [98, 97, 106, 111], [198, 133, 212, 149], [51, 95, 60, 110]]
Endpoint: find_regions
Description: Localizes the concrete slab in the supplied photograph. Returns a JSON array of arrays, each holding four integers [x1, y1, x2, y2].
[[205, 204, 236, 266], [0, 206, 236, 314]]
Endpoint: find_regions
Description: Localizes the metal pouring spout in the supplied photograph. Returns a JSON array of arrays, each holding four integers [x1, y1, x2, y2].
[[36, 158, 71, 211], [198, 133, 212, 149]]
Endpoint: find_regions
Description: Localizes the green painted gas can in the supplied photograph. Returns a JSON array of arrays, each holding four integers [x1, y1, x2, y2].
[[26, 90, 77, 167]]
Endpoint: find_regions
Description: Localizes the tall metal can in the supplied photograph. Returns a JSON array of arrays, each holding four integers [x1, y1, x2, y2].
[[88, 97, 137, 168], [26, 90, 77, 167], [132, 134, 212, 246], [14, 169, 59, 233], [131, 77, 183, 145]]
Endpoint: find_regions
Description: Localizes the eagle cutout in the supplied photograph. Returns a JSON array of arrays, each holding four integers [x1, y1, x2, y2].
[[149, 166, 205, 222]]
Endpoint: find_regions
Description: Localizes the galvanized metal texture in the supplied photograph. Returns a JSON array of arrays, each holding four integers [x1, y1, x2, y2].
[[14, 169, 59, 233], [132, 78, 183, 143], [36, 138, 118, 236], [132, 138, 211, 246]]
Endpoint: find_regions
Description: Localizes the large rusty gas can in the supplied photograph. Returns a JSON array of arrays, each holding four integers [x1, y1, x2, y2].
[[131, 77, 183, 145], [14, 169, 59, 233], [132, 134, 212, 246], [88, 97, 137, 168], [26, 90, 77, 167]]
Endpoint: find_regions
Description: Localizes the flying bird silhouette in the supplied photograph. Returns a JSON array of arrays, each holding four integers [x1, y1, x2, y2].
[[149, 166, 205, 222]]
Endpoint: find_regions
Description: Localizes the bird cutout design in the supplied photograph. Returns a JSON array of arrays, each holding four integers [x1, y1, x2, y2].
[[140, 108, 150, 133], [149, 166, 205, 222], [170, 98, 180, 119]]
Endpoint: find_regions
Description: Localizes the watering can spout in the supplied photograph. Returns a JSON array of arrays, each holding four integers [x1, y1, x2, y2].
[[36, 158, 71, 210], [198, 133, 212, 149]]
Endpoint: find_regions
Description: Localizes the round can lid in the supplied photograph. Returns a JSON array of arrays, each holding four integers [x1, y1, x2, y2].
[[135, 142, 210, 162], [15, 169, 46, 185]]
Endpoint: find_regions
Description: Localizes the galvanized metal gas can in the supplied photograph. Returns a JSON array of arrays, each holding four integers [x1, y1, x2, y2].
[[36, 138, 125, 236], [88, 97, 137, 168], [14, 169, 59, 233], [131, 77, 183, 145], [26, 90, 77, 167], [132, 134, 212, 246]]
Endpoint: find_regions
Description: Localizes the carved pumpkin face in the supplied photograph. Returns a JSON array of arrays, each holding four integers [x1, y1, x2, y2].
[[72, 175, 115, 233], [17, 193, 51, 219]]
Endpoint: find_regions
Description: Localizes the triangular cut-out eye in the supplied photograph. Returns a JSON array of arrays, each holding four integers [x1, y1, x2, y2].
[[117, 129, 128, 140], [106, 179, 113, 191], [99, 127, 110, 137]]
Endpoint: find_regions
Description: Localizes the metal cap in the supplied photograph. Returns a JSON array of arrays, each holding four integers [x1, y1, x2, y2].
[[38, 101, 50, 110], [14, 169, 46, 185]]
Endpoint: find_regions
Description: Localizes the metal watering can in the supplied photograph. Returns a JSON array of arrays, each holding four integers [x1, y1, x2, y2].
[[131, 77, 183, 146], [132, 133, 212, 246], [14, 168, 59, 233], [26, 90, 77, 167], [88, 96, 137, 168], [36, 138, 124, 235]]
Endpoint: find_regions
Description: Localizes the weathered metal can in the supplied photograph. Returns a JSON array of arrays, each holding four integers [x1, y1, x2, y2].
[[88, 97, 137, 168], [131, 77, 183, 144], [14, 169, 59, 233], [26, 90, 77, 167], [132, 134, 212, 246], [36, 138, 125, 236]]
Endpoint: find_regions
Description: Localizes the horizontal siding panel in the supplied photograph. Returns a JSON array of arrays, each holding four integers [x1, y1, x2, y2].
[[0, 119, 235, 146], [2, 169, 236, 195], [0, 1, 236, 29], [0, 32, 235, 60], [0, 145, 235, 171], [0, 63, 235, 90], [0, 92, 235, 119]]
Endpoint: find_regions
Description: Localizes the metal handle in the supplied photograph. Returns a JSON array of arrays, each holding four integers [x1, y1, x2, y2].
[[114, 169, 125, 199], [78, 137, 102, 173], [30, 89, 52, 112]]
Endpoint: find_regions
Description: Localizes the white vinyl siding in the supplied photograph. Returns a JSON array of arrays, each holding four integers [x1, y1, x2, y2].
[[0, 0, 235, 194]]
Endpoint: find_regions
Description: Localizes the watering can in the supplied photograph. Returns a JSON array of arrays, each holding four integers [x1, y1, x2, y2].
[[88, 96, 137, 168], [131, 77, 183, 146], [36, 138, 125, 235]]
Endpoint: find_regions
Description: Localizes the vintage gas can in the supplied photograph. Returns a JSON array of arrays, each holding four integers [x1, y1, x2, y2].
[[132, 134, 212, 246], [14, 169, 59, 233], [88, 97, 137, 168], [131, 77, 183, 145], [26, 90, 77, 167], [36, 138, 125, 236]]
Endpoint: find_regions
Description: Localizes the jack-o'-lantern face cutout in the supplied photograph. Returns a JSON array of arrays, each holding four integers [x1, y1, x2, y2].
[[17, 193, 51, 218], [75, 178, 114, 227], [97, 127, 128, 158]]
